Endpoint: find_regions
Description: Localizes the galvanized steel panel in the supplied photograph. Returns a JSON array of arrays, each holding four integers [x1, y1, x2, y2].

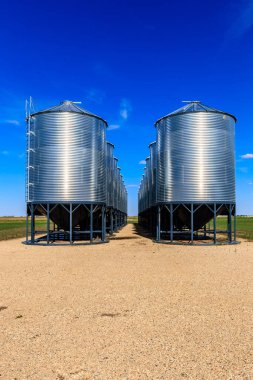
[[149, 142, 157, 207], [27, 103, 107, 203], [106, 142, 114, 207], [156, 111, 236, 203], [113, 157, 118, 209]]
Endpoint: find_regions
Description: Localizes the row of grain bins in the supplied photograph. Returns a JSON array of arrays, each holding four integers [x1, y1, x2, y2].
[[138, 101, 237, 245], [26, 100, 127, 245]]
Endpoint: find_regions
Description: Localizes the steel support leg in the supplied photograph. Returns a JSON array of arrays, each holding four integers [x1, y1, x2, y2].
[[156, 206, 161, 241], [104, 206, 106, 239], [69, 203, 73, 244], [228, 204, 232, 243], [26, 206, 29, 244], [213, 204, 217, 244], [110, 208, 113, 235], [170, 204, 173, 242], [31, 204, 35, 244], [233, 205, 236, 242], [90, 204, 93, 243], [102, 205, 105, 241], [115, 211, 118, 232], [204, 224, 207, 239], [47, 203, 50, 245], [191, 203, 194, 243]]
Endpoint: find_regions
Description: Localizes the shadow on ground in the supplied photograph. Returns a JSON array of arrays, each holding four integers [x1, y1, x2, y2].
[[132, 223, 154, 240], [109, 235, 139, 240]]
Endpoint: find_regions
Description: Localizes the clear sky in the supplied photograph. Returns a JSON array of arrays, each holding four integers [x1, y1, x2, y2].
[[0, 0, 253, 216]]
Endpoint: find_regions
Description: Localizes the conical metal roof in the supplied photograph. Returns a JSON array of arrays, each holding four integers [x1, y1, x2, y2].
[[148, 141, 156, 148], [31, 100, 107, 125], [155, 101, 236, 124], [106, 141, 115, 148]]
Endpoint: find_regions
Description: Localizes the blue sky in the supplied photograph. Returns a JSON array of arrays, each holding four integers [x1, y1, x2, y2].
[[0, 0, 253, 216]]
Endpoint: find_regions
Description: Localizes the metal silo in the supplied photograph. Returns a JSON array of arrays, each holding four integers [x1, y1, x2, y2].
[[106, 142, 114, 208], [113, 157, 118, 210], [26, 100, 107, 244], [138, 101, 237, 244], [149, 142, 157, 208], [143, 168, 148, 212], [138, 152, 155, 228], [155, 101, 237, 244], [106, 142, 115, 235], [109, 157, 126, 231], [116, 167, 121, 229], [123, 186, 127, 216], [146, 157, 151, 210], [137, 142, 158, 231], [120, 174, 123, 213], [27, 100, 106, 203], [156, 101, 235, 205]]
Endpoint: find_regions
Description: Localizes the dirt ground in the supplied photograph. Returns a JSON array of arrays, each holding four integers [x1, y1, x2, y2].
[[0, 223, 253, 380]]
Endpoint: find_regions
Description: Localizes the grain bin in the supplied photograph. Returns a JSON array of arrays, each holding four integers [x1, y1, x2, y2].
[[156, 101, 236, 207], [107, 153, 127, 234], [106, 142, 115, 208], [26, 100, 127, 244], [146, 157, 151, 210], [27, 100, 107, 205], [113, 158, 119, 209], [149, 142, 157, 208], [138, 101, 237, 244]]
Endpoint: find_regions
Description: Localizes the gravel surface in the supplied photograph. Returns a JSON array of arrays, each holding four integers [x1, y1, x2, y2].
[[0, 223, 253, 380]]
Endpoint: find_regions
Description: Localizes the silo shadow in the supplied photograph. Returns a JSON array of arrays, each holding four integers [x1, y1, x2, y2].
[[131, 222, 154, 240]]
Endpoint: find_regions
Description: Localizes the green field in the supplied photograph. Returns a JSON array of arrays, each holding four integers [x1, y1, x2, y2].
[[128, 216, 253, 241], [0, 216, 252, 241], [216, 216, 253, 241], [127, 216, 138, 224], [0, 217, 47, 241]]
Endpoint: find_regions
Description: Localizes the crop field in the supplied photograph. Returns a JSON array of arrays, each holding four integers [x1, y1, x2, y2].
[[128, 216, 253, 241], [0, 217, 47, 241], [127, 216, 138, 224], [216, 216, 253, 241], [0, 215, 252, 241]]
